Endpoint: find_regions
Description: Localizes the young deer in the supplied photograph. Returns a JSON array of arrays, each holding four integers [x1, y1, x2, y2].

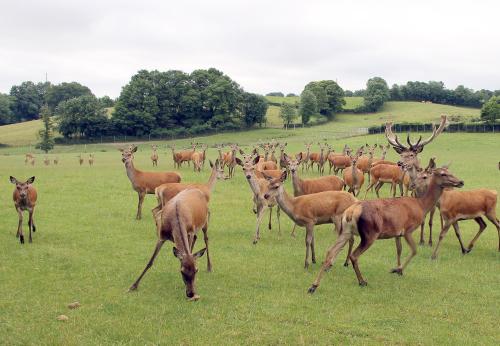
[[308, 166, 464, 293], [151, 145, 159, 166], [10, 176, 37, 244], [128, 188, 210, 300], [120, 146, 181, 219], [88, 154, 94, 166], [263, 171, 358, 268], [343, 155, 364, 197]]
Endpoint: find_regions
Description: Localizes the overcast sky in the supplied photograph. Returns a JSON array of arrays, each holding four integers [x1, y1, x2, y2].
[[0, 0, 498, 97]]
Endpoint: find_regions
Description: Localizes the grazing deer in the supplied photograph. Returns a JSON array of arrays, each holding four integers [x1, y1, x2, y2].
[[43, 156, 50, 165], [53, 157, 59, 165], [343, 155, 364, 197], [151, 145, 158, 166], [128, 188, 210, 301], [10, 176, 37, 244], [78, 154, 84, 166], [263, 171, 358, 268], [88, 154, 94, 166], [119, 146, 181, 219], [236, 155, 281, 244], [297, 142, 313, 172], [308, 166, 464, 293]]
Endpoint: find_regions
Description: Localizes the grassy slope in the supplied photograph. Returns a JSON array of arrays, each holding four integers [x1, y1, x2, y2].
[[0, 129, 499, 344]]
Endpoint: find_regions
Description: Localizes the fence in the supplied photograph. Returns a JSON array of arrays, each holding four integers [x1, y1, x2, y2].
[[368, 122, 500, 135]]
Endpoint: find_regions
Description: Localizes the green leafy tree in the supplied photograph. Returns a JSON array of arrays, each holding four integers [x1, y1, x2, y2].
[[266, 92, 284, 97], [57, 95, 110, 138], [0, 93, 15, 125], [480, 96, 500, 123], [240, 92, 268, 127], [36, 105, 55, 153], [363, 77, 390, 112], [46, 82, 92, 111], [299, 89, 317, 125], [10, 81, 49, 121], [303, 80, 345, 119], [280, 103, 297, 127], [99, 95, 115, 108]]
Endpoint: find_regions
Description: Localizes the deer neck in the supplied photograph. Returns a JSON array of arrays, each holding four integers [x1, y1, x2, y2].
[[275, 186, 297, 221], [291, 171, 304, 196], [368, 153, 374, 167], [125, 160, 138, 181], [206, 167, 218, 193], [247, 172, 262, 195], [352, 165, 359, 186], [418, 176, 444, 214]]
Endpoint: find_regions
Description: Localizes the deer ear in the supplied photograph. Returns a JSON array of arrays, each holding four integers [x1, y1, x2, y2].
[[26, 176, 35, 184], [193, 248, 206, 258], [132, 146, 138, 153], [173, 247, 182, 259], [280, 170, 288, 182], [297, 152, 303, 161], [209, 160, 214, 168], [262, 172, 274, 181], [252, 155, 260, 165], [10, 176, 18, 184], [235, 157, 243, 166]]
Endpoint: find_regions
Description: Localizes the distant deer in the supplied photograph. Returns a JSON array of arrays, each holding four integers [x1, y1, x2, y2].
[[278, 142, 288, 172], [308, 166, 464, 293], [43, 156, 50, 166], [356, 144, 377, 182], [199, 144, 208, 169], [191, 152, 203, 172], [307, 143, 325, 172], [297, 142, 313, 172], [343, 155, 364, 197], [371, 144, 391, 167], [78, 154, 84, 166], [270, 144, 278, 164], [25, 153, 34, 165], [330, 146, 352, 175], [169, 144, 183, 169], [317, 144, 332, 176], [263, 171, 358, 268], [236, 155, 281, 244], [88, 154, 94, 166], [10, 176, 37, 244], [119, 146, 181, 219], [151, 145, 158, 166], [30, 157, 35, 166], [53, 157, 59, 165], [128, 188, 210, 301], [224, 144, 239, 178]]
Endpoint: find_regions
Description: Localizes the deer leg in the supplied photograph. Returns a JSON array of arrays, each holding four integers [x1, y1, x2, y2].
[[276, 206, 281, 237], [308, 227, 352, 293], [304, 224, 314, 268], [268, 206, 273, 231], [190, 234, 198, 252], [466, 217, 487, 252], [290, 224, 297, 238], [393, 237, 402, 269], [136, 191, 146, 220], [311, 233, 316, 264], [398, 182, 403, 197], [253, 205, 266, 244], [428, 207, 435, 246], [431, 221, 453, 260], [364, 180, 377, 200], [343, 236, 354, 267], [451, 222, 470, 254], [128, 239, 166, 291], [349, 234, 376, 286], [28, 209, 34, 243], [419, 218, 425, 246], [392, 231, 417, 274], [484, 212, 500, 251], [375, 182, 383, 198], [202, 224, 212, 272], [16, 208, 24, 244]]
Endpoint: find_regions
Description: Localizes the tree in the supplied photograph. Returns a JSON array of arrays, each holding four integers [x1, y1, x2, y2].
[[240, 92, 268, 127], [10, 81, 49, 121], [266, 92, 284, 97], [36, 105, 55, 153], [57, 95, 110, 138], [280, 103, 297, 127], [344, 90, 354, 97], [286, 93, 297, 97], [390, 84, 402, 100], [480, 96, 500, 123], [299, 89, 317, 125], [303, 80, 345, 119], [0, 93, 15, 125], [46, 82, 92, 111], [99, 95, 115, 108], [363, 77, 390, 112]]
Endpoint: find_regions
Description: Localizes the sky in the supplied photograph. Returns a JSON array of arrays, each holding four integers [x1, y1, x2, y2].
[[0, 0, 498, 97]]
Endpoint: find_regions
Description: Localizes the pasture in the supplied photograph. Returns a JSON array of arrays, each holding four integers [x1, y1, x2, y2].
[[0, 123, 499, 344]]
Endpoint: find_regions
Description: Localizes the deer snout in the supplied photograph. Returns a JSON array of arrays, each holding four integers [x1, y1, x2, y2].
[[264, 193, 270, 200], [246, 175, 251, 179], [457, 180, 464, 188]]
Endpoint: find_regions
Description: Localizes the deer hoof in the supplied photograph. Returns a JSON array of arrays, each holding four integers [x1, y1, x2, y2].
[[428, 242, 433, 247], [359, 280, 368, 287], [431, 254, 438, 260], [462, 248, 472, 255], [419, 241, 425, 246], [127, 285, 138, 292], [390, 268, 403, 275], [343, 262, 349, 267], [252, 239, 258, 245], [307, 285, 318, 294], [20, 235, 24, 244]]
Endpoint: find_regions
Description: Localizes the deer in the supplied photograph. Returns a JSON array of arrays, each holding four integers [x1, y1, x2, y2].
[[43, 156, 50, 165], [53, 157, 59, 165], [307, 143, 326, 172], [371, 144, 391, 166], [270, 143, 278, 164], [317, 144, 332, 176], [355, 144, 377, 182], [330, 148, 352, 175], [151, 145, 159, 166], [128, 188, 210, 301], [119, 146, 181, 219], [181, 142, 197, 167], [278, 142, 288, 172], [199, 144, 208, 169], [308, 166, 464, 294], [297, 142, 313, 172], [30, 157, 35, 166], [236, 155, 282, 244], [224, 144, 239, 178], [10, 176, 37, 244], [262, 170, 358, 268], [191, 152, 203, 172], [78, 154, 84, 166], [169, 144, 183, 169], [88, 154, 94, 166], [25, 153, 34, 165], [343, 154, 364, 197], [364, 163, 409, 199]]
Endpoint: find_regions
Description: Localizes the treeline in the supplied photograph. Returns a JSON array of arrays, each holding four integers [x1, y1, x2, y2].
[[0, 81, 114, 125]]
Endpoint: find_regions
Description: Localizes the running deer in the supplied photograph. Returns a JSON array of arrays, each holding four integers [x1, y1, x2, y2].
[[262, 171, 358, 268], [119, 146, 181, 219], [308, 166, 464, 293], [343, 155, 364, 197], [88, 154, 94, 166], [151, 145, 158, 166], [128, 188, 210, 301], [236, 155, 281, 244], [10, 176, 37, 244], [385, 115, 447, 188]]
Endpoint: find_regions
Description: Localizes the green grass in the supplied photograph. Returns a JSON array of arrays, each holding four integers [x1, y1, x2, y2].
[[265, 95, 300, 105], [0, 128, 499, 344]]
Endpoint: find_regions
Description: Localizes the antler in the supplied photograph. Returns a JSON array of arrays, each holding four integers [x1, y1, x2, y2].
[[417, 115, 447, 148], [385, 122, 408, 153]]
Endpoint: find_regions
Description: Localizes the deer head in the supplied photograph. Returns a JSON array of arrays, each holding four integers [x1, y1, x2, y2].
[[235, 155, 260, 180], [119, 146, 137, 164], [262, 170, 288, 200], [10, 176, 35, 200], [285, 153, 300, 174], [172, 246, 206, 299]]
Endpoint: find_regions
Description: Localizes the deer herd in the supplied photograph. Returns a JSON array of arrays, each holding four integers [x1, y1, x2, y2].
[[10, 116, 499, 300]]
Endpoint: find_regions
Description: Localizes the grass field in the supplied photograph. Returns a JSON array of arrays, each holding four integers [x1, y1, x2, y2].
[[0, 118, 499, 344]]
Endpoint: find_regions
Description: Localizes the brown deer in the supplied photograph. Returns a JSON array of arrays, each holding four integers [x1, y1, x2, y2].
[[364, 164, 409, 198], [53, 157, 59, 165], [224, 144, 239, 178], [43, 156, 50, 165], [297, 142, 313, 172], [10, 176, 37, 244], [308, 143, 326, 172], [191, 152, 203, 172], [317, 144, 332, 176], [278, 142, 288, 172], [199, 144, 208, 169], [330, 151, 352, 175], [263, 171, 358, 268], [88, 154, 94, 166], [356, 144, 377, 182], [25, 153, 34, 165], [30, 157, 35, 166], [308, 166, 464, 293], [169, 144, 183, 169], [343, 155, 364, 197], [371, 144, 391, 166], [270, 144, 278, 164], [327, 145, 351, 174], [151, 145, 158, 166], [119, 146, 181, 219], [236, 155, 281, 244], [78, 154, 84, 166], [128, 188, 210, 301]]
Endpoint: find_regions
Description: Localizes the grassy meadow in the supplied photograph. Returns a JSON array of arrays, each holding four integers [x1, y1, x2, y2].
[[0, 103, 499, 345]]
